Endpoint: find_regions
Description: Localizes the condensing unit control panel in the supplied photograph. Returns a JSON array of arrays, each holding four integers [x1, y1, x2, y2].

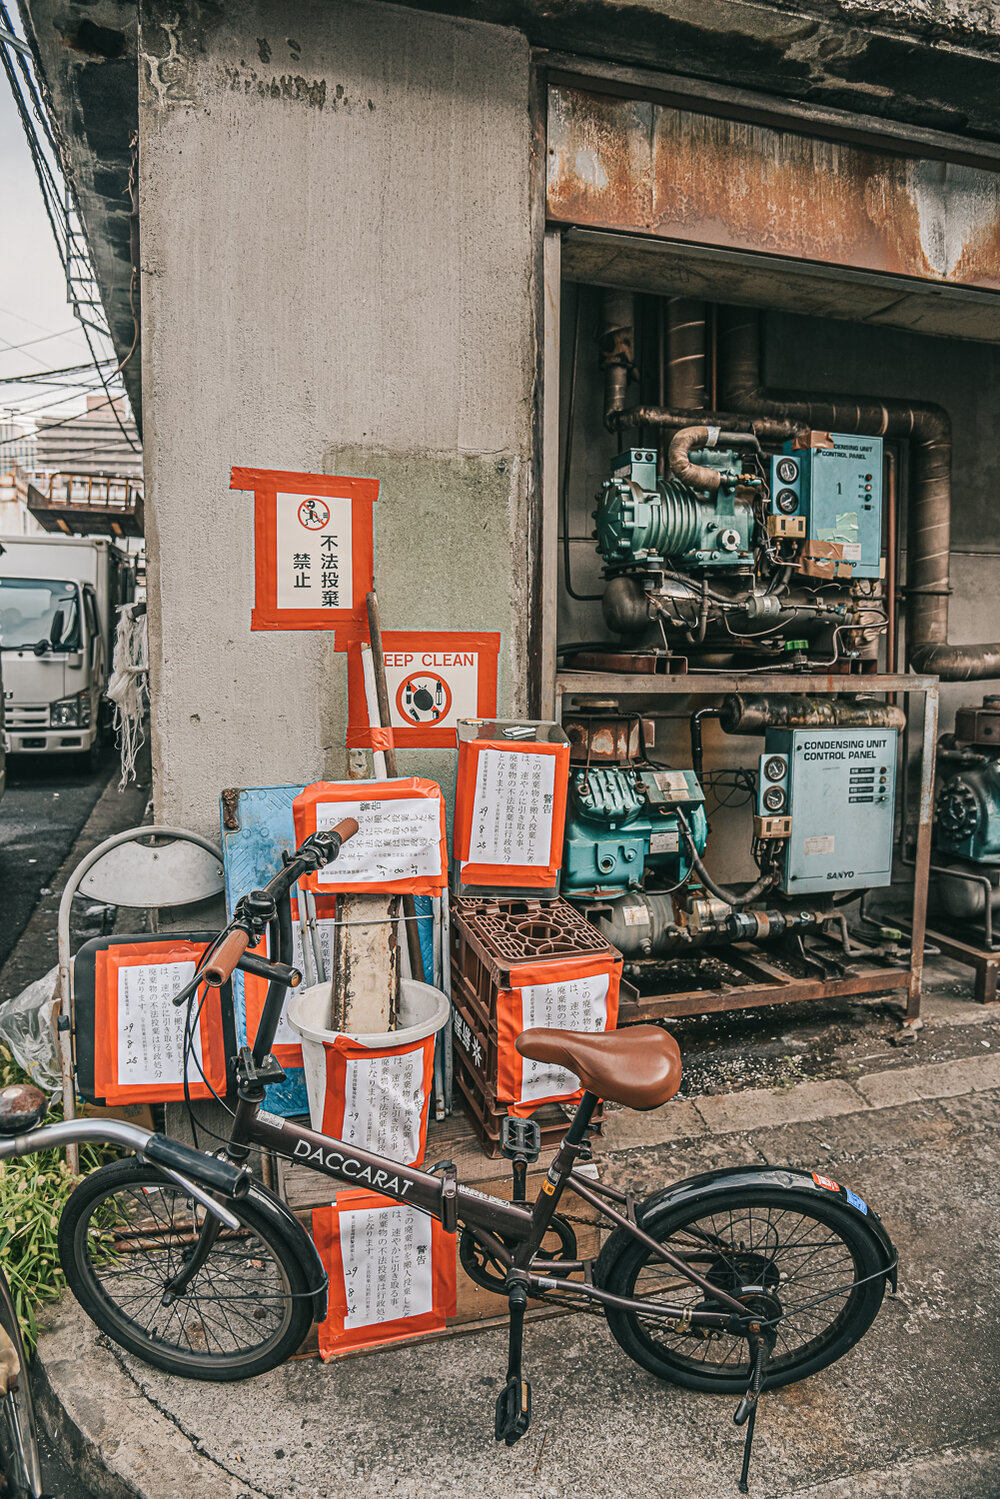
[[758, 727, 897, 894], [770, 433, 883, 579]]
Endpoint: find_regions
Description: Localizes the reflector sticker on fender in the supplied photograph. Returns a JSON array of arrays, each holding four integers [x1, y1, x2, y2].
[[812, 1173, 839, 1191], [845, 1188, 868, 1215]]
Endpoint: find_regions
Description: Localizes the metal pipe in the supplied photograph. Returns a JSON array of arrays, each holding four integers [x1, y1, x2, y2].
[[718, 308, 1000, 682], [718, 693, 906, 734], [598, 288, 634, 416], [666, 297, 706, 411], [667, 426, 761, 494]]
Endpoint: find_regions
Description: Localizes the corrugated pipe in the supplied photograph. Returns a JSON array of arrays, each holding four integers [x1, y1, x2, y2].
[[718, 308, 1000, 682], [667, 297, 706, 411]]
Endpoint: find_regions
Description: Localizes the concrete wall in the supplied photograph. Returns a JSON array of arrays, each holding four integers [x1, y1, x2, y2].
[[138, 0, 534, 836]]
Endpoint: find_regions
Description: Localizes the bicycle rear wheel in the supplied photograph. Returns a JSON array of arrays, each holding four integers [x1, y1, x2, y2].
[[0, 1271, 43, 1499], [59, 1159, 314, 1381], [596, 1183, 887, 1393]]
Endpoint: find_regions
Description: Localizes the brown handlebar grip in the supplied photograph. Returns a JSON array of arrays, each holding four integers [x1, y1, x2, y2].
[[203, 928, 252, 987], [333, 817, 359, 843]]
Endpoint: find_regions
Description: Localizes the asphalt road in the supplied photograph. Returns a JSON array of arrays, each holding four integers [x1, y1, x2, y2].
[[0, 744, 117, 973]]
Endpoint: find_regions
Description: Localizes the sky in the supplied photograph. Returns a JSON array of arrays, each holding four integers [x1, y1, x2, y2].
[[0, 18, 118, 429]]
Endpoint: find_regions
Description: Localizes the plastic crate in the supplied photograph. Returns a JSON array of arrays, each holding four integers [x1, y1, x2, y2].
[[453, 1049, 604, 1158]]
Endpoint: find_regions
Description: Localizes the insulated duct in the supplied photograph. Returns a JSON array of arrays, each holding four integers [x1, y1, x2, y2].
[[718, 309, 1000, 682]]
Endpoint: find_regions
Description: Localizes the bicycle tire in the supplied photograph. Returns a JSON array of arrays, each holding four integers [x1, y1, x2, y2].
[[59, 1159, 314, 1382], [0, 1271, 43, 1499], [596, 1183, 887, 1393]]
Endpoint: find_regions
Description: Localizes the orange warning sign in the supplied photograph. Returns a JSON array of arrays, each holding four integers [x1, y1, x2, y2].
[[337, 628, 501, 749], [232, 466, 377, 631]]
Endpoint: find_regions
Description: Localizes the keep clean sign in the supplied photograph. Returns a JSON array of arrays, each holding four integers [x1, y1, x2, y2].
[[339, 629, 501, 748]]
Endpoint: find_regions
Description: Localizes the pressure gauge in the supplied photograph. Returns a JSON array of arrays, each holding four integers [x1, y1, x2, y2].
[[763, 755, 786, 782], [762, 784, 787, 812], [775, 457, 799, 484], [776, 488, 799, 513]]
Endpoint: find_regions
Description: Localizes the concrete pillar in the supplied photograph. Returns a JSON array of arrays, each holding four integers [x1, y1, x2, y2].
[[138, 0, 534, 836]]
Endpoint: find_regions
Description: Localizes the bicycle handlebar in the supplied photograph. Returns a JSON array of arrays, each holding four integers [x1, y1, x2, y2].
[[143, 1134, 251, 1197], [202, 927, 252, 987], [171, 821, 360, 1005]]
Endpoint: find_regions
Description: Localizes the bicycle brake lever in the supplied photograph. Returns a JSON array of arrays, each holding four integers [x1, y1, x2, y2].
[[171, 970, 207, 1008]]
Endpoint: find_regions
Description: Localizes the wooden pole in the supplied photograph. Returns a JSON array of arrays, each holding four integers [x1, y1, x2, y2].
[[367, 590, 426, 986]]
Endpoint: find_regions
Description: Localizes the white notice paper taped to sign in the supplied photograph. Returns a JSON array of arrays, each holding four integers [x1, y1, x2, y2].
[[275, 492, 354, 612], [467, 749, 556, 868], [340, 1204, 433, 1330], [314, 797, 442, 885], [341, 1048, 425, 1162], [517, 973, 610, 1102], [117, 961, 203, 1086]]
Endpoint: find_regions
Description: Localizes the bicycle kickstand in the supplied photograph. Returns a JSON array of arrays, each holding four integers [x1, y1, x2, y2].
[[733, 1325, 774, 1494], [494, 1272, 532, 1447]]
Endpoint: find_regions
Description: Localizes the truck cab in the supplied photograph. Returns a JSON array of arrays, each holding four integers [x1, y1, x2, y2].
[[0, 536, 134, 759]]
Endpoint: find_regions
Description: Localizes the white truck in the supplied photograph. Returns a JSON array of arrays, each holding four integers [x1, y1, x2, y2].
[[0, 535, 135, 760]]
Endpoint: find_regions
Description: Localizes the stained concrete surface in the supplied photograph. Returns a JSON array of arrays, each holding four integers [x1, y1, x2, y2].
[[41, 1071, 1000, 1499]]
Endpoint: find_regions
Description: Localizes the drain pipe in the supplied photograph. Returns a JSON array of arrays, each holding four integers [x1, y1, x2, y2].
[[718, 308, 1000, 682]]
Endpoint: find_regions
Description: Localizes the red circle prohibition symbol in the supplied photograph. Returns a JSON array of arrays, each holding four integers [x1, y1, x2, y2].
[[297, 497, 330, 530], [395, 672, 453, 726]]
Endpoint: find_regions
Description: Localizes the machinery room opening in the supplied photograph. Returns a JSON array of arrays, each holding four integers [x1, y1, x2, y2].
[[546, 261, 1000, 1023]]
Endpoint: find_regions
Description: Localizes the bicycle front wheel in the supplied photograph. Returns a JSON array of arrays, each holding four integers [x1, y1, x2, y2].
[[596, 1184, 887, 1393], [59, 1159, 314, 1381], [0, 1271, 43, 1499]]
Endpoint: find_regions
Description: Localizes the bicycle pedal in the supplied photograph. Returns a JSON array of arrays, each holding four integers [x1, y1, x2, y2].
[[494, 1375, 532, 1446], [500, 1116, 541, 1163]]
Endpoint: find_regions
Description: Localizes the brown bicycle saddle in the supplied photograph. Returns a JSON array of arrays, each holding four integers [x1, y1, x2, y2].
[[515, 1025, 682, 1111]]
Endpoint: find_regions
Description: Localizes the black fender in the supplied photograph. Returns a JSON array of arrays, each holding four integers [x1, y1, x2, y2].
[[596, 1164, 897, 1291], [243, 1179, 329, 1321]]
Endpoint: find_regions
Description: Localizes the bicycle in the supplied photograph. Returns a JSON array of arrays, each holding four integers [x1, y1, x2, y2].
[[57, 822, 898, 1492], [0, 1080, 252, 1498]]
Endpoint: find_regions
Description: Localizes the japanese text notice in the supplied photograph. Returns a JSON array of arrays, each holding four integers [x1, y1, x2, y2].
[[314, 797, 442, 885], [340, 1204, 433, 1330], [117, 961, 203, 1086], [517, 973, 610, 1102], [467, 749, 556, 868]]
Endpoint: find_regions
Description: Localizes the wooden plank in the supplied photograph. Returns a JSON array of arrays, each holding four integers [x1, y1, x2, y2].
[[632, 967, 908, 1020]]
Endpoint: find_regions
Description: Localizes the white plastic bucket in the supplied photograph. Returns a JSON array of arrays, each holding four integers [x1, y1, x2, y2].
[[287, 979, 450, 1165]]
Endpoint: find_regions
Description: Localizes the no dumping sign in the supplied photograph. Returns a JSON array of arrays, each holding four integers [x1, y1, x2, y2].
[[232, 466, 377, 630], [338, 629, 501, 749]]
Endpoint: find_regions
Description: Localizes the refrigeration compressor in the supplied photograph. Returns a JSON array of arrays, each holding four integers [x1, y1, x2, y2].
[[935, 695, 1000, 926], [562, 698, 903, 962], [592, 431, 887, 666]]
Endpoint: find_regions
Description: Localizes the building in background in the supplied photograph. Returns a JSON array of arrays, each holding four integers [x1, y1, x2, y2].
[[33, 392, 141, 480]]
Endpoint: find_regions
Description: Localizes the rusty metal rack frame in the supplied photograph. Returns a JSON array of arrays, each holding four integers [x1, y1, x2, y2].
[[555, 670, 939, 1023]]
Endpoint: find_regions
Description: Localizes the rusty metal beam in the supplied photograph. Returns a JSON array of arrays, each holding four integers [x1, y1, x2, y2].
[[548, 85, 1000, 294]]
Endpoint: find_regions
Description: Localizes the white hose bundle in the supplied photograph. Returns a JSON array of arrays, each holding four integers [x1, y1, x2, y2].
[[107, 601, 148, 787]]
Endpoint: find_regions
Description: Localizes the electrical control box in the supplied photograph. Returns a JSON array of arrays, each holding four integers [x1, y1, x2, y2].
[[758, 727, 897, 894], [770, 434, 883, 579]]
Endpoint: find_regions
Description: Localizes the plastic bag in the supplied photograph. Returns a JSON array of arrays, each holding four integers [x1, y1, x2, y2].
[[0, 966, 61, 1092]]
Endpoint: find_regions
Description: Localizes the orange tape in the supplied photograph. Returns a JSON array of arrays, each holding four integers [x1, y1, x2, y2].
[[93, 941, 228, 1104], [293, 777, 447, 895], [495, 955, 622, 1112], [453, 738, 570, 889], [320, 1032, 435, 1167], [312, 1190, 457, 1358]]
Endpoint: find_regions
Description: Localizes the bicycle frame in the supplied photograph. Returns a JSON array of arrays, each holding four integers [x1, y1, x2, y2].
[[240, 1101, 750, 1330]]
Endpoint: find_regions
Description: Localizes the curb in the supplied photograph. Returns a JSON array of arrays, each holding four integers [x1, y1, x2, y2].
[[600, 1050, 1000, 1152], [34, 1301, 263, 1499]]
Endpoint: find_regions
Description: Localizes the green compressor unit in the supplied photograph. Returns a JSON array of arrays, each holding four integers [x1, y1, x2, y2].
[[562, 764, 708, 897]]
